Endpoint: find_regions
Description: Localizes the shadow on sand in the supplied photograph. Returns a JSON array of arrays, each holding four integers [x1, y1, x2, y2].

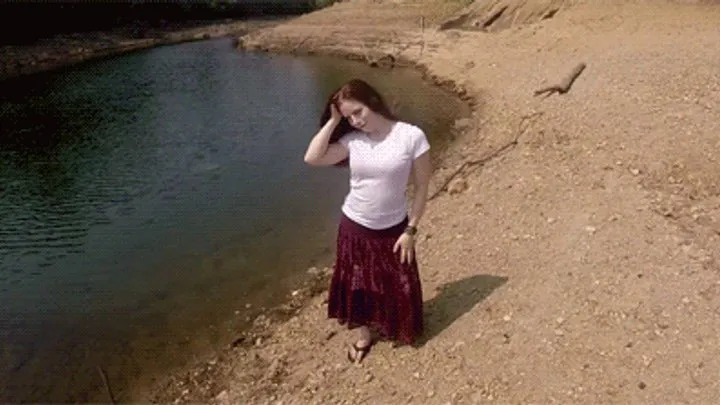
[[416, 274, 508, 347]]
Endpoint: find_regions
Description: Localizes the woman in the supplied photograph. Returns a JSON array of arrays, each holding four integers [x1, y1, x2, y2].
[[303, 79, 432, 363]]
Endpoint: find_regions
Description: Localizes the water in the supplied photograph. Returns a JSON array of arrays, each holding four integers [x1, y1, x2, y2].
[[0, 37, 468, 402]]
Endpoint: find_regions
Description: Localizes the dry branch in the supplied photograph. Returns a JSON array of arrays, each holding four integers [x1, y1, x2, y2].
[[359, 34, 412, 68], [289, 36, 310, 54], [534, 62, 586, 97], [428, 112, 544, 201], [97, 366, 116, 404]]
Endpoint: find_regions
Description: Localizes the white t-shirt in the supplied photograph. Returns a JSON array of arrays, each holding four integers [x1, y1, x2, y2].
[[338, 121, 430, 230]]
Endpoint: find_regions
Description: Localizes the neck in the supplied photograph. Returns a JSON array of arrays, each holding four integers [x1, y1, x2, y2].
[[368, 117, 396, 138]]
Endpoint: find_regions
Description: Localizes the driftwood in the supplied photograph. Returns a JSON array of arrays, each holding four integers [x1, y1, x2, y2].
[[360, 31, 412, 68], [534, 62, 586, 97], [289, 36, 310, 54], [97, 366, 116, 404], [429, 111, 544, 201]]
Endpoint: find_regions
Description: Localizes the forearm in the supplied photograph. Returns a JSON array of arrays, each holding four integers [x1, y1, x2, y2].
[[304, 119, 339, 163], [408, 183, 429, 228]]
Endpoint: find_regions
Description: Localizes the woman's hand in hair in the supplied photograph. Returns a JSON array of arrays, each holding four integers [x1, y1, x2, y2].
[[329, 101, 342, 123]]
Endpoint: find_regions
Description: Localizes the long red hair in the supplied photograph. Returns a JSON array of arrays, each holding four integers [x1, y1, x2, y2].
[[319, 79, 398, 166]]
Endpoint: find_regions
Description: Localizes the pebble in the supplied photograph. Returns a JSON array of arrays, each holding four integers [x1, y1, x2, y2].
[[454, 118, 473, 131], [448, 178, 469, 195], [503, 315, 512, 322], [215, 390, 229, 401]]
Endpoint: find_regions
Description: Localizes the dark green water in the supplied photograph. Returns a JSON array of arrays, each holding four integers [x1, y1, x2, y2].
[[0, 37, 467, 402]]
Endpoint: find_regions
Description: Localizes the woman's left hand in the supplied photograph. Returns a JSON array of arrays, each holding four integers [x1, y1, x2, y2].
[[393, 233, 415, 264]]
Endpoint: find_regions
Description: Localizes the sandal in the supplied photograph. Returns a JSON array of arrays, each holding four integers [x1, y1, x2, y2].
[[347, 341, 373, 364]]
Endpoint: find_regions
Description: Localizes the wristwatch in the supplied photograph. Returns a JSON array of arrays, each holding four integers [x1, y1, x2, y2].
[[404, 225, 418, 236]]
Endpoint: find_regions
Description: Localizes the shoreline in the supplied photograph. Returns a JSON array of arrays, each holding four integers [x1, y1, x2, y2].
[[2, 16, 476, 401], [144, 38, 479, 405], [0, 17, 289, 82], [146, 3, 483, 403]]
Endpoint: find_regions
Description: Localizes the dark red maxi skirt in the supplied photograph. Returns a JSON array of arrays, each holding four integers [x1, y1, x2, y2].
[[327, 213, 424, 345]]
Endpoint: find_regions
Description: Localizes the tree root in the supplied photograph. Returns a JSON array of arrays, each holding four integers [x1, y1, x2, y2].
[[429, 111, 544, 201], [534, 62, 586, 97]]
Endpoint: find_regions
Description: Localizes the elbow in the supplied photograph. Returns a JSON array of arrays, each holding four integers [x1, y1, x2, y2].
[[303, 155, 318, 166]]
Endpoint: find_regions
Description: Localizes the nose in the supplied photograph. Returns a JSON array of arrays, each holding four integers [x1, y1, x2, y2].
[[349, 116, 361, 127]]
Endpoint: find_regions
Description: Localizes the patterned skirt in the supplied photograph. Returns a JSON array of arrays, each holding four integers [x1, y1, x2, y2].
[[327, 213, 424, 345]]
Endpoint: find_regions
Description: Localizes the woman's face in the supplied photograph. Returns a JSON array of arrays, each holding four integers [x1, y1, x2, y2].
[[337, 98, 379, 133]]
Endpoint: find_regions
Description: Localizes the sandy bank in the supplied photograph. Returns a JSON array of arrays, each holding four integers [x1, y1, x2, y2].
[[148, 1, 720, 403]]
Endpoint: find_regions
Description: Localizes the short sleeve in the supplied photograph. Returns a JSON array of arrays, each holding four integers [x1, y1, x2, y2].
[[410, 127, 431, 159]]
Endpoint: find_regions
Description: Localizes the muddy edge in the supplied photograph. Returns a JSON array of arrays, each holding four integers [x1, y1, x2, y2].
[[146, 24, 482, 404]]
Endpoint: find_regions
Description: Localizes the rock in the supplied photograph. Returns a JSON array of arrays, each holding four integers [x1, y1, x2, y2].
[[447, 177, 469, 195], [638, 381, 647, 390], [215, 390, 229, 401], [453, 118, 473, 131], [265, 358, 286, 380]]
